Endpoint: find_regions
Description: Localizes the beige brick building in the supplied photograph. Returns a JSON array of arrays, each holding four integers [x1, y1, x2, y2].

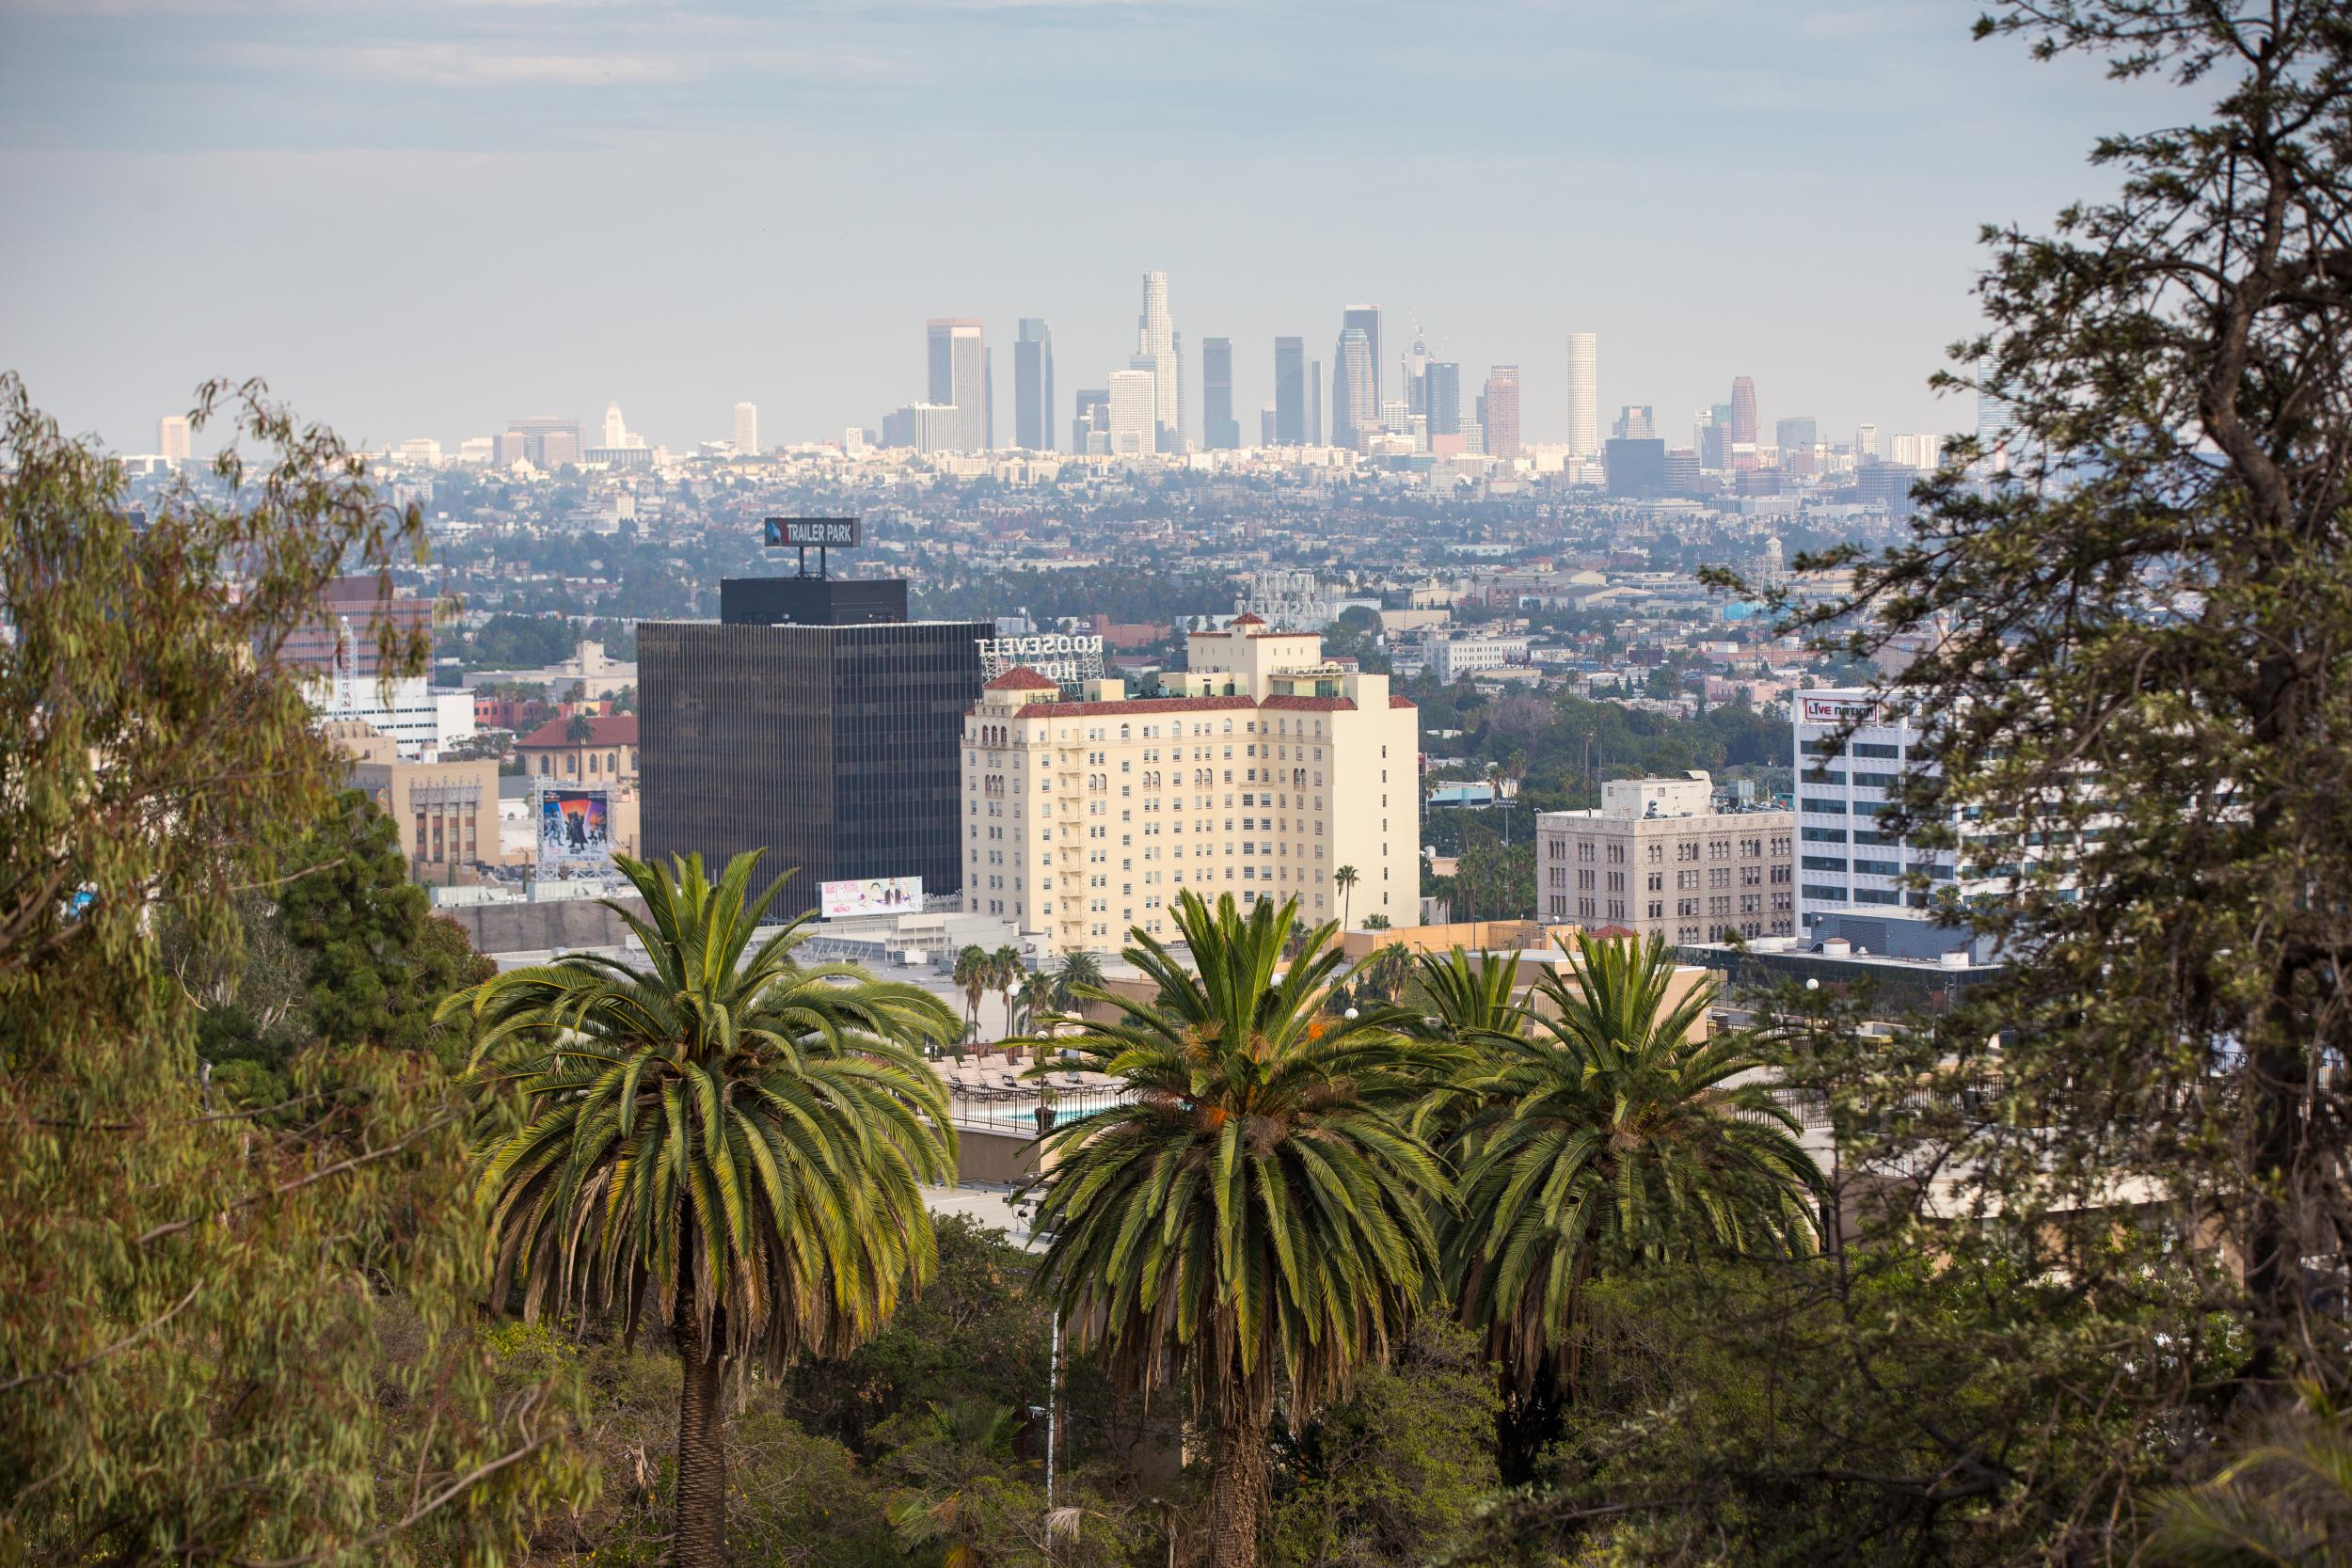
[[961, 618, 1419, 955], [1535, 772, 1793, 944]]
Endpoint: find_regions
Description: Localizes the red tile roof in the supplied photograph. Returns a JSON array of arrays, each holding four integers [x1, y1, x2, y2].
[[1039, 695, 1258, 718], [1227, 612, 1266, 626], [1389, 695, 1417, 708], [1260, 695, 1357, 711], [984, 666, 1060, 691], [518, 714, 640, 749]]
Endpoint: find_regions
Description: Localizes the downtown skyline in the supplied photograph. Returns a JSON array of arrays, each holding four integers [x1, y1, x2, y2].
[[2, 0, 2184, 457]]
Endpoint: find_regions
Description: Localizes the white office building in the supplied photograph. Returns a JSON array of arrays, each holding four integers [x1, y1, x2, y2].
[[1535, 771, 1793, 943], [1565, 331, 1597, 459], [1106, 370, 1157, 458], [732, 402, 758, 456], [1791, 688, 1989, 961], [1426, 634, 1531, 685]]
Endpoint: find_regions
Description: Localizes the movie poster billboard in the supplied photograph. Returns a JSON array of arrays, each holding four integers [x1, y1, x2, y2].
[[818, 876, 923, 919], [539, 789, 611, 867]]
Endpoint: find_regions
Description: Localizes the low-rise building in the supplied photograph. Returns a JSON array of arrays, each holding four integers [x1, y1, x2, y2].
[[330, 721, 502, 875], [1426, 634, 1531, 684], [1535, 770, 1794, 944], [961, 617, 1419, 954], [518, 713, 640, 788]]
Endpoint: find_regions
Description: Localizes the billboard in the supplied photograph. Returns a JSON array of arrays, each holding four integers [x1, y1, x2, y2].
[[539, 789, 612, 867], [763, 516, 860, 548], [819, 876, 923, 919]]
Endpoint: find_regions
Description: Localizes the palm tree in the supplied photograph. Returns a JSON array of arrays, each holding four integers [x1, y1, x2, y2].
[[1445, 930, 1820, 1481], [1355, 940, 1418, 1006], [1333, 863, 1359, 931], [1486, 760, 1508, 844], [452, 850, 959, 1567], [990, 943, 1025, 1056], [1028, 891, 1454, 1568], [1040, 948, 1104, 1020], [1402, 946, 1529, 1139], [2137, 1386, 2352, 1566], [954, 943, 991, 1038]]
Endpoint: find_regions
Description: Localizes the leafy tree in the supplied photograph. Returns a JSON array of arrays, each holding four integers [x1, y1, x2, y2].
[[280, 788, 493, 1057], [1265, 1323, 1502, 1568], [1027, 892, 1455, 1568], [453, 849, 958, 1567], [1702, 0, 2352, 1545], [0, 374, 580, 1563], [1446, 934, 1820, 1480]]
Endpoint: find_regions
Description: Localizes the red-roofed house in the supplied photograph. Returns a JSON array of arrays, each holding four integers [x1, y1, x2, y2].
[[519, 713, 642, 786]]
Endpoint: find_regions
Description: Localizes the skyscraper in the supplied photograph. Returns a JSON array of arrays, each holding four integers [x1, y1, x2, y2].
[[1613, 405, 1655, 440], [603, 402, 626, 449], [1342, 306, 1382, 417], [1854, 422, 1881, 462], [156, 415, 190, 461], [1403, 325, 1430, 417], [1308, 361, 1322, 447], [732, 402, 758, 456], [1774, 416, 1816, 455], [1013, 318, 1055, 451], [1072, 388, 1109, 454], [1201, 337, 1239, 450], [1331, 326, 1375, 451], [1482, 366, 1521, 461], [1273, 337, 1306, 444], [1424, 362, 1462, 438], [1728, 376, 1758, 445], [1565, 332, 1598, 458], [1137, 271, 1184, 452], [1107, 369, 1155, 457], [925, 318, 988, 452]]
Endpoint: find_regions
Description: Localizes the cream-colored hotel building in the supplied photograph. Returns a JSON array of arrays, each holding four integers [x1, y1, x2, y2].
[[961, 616, 1418, 954]]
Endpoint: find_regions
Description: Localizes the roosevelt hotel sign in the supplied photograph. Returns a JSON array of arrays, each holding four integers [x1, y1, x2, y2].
[[975, 632, 1105, 688]]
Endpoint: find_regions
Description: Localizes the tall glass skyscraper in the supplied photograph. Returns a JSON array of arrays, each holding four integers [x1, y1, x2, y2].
[[1423, 361, 1462, 438], [1273, 337, 1306, 445], [1201, 337, 1239, 450], [1342, 305, 1382, 416], [1014, 318, 1054, 451], [1332, 327, 1375, 451]]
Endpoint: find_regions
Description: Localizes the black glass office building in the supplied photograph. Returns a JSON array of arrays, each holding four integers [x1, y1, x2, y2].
[[641, 584, 990, 896]]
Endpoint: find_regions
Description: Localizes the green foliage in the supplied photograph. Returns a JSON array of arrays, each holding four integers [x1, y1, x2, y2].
[[785, 1215, 1058, 1458], [1267, 1323, 1502, 1568], [0, 374, 581, 1564]]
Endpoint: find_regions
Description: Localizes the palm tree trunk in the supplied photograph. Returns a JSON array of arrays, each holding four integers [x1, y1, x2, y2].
[[1206, 1414, 1267, 1568], [672, 1302, 728, 1568]]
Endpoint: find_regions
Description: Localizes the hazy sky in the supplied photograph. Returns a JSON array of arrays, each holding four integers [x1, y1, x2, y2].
[[1, 0, 2182, 457]]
